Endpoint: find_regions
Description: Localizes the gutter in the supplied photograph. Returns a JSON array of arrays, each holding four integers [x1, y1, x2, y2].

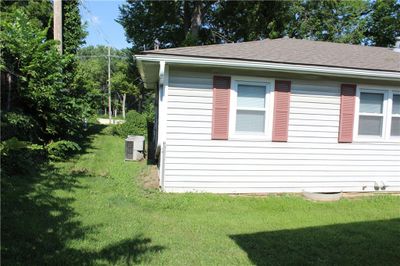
[[135, 54, 400, 82]]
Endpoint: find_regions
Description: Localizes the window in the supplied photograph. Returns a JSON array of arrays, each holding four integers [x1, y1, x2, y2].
[[230, 79, 272, 138], [236, 84, 266, 133], [355, 88, 400, 140], [391, 94, 400, 137], [358, 92, 384, 136]]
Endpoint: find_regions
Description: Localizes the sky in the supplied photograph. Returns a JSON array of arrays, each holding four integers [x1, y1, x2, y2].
[[79, 0, 130, 50]]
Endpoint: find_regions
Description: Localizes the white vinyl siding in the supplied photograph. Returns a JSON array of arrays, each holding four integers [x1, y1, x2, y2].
[[163, 69, 400, 193]]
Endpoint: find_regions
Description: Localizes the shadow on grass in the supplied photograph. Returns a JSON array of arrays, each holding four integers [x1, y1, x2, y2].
[[95, 237, 164, 265], [56, 236, 165, 265], [74, 123, 108, 156], [230, 219, 400, 265], [1, 124, 164, 265]]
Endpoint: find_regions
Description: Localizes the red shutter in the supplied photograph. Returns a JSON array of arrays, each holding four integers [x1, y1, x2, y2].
[[338, 84, 357, 143], [272, 80, 291, 142], [212, 76, 231, 140]]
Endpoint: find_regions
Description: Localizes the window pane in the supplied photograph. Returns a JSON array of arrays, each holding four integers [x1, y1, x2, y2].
[[392, 95, 400, 114], [359, 92, 383, 114], [358, 115, 383, 136], [391, 117, 400, 136], [237, 84, 265, 108], [236, 110, 265, 132]]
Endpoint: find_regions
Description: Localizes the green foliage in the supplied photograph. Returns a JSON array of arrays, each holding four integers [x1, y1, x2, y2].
[[0, 0, 53, 38], [287, 0, 369, 44], [1, 8, 62, 139], [102, 125, 118, 136], [113, 110, 147, 138], [111, 60, 138, 96], [62, 0, 87, 55], [77, 46, 147, 117], [0, 137, 29, 156], [0, 2, 91, 141], [142, 96, 155, 123], [118, 0, 400, 48], [211, 1, 291, 42], [367, 0, 400, 47], [0, 0, 91, 178], [46, 140, 81, 160], [1, 137, 45, 176], [118, 1, 192, 50], [116, 1, 304, 49], [1, 112, 38, 141]]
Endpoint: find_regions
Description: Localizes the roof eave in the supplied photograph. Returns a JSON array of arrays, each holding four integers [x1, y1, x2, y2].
[[135, 54, 400, 82]]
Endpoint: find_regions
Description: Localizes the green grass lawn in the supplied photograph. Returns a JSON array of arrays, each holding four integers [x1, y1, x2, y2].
[[2, 127, 400, 265]]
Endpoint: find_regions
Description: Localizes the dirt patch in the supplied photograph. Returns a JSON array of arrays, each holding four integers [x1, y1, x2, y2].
[[138, 164, 160, 190]]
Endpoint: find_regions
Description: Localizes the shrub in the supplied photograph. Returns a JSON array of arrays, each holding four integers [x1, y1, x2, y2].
[[1, 138, 46, 176], [114, 110, 147, 138], [102, 125, 117, 135], [46, 140, 81, 160]]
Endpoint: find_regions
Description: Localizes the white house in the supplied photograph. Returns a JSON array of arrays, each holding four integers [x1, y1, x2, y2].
[[136, 37, 400, 193]]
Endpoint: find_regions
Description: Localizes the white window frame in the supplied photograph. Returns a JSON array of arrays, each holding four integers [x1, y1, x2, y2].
[[229, 76, 274, 140], [354, 85, 400, 142]]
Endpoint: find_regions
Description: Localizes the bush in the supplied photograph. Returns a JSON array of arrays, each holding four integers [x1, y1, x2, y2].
[[1, 138, 46, 176], [102, 125, 117, 135], [46, 140, 81, 160], [114, 110, 147, 138]]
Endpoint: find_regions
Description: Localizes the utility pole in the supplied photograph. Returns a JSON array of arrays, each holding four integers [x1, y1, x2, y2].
[[53, 0, 62, 53], [108, 46, 112, 124]]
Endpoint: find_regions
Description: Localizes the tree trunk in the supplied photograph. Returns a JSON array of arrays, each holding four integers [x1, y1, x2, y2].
[[108, 46, 112, 124], [138, 91, 143, 113], [183, 1, 191, 34], [190, 1, 202, 40], [122, 93, 126, 119]]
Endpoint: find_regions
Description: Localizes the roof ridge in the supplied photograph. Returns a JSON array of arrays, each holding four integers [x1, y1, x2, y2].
[[282, 38, 393, 50], [145, 38, 261, 52], [144, 37, 394, 54]]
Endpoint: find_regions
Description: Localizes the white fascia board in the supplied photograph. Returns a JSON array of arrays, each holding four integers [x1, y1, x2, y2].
[[135, 55, 400, 82]]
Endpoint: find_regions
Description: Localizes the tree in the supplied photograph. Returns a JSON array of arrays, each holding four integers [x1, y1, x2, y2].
[[62, 0, 87, 55], [77, 46, 141, 118], [1, 1, 91, 145], [286, 0, 369, 44], [117, 1, 217, 50], [211, 1, 291, 42], [366, 0, 400, 47], [111, 60, 139, 119], [118, 0, 400, 49]]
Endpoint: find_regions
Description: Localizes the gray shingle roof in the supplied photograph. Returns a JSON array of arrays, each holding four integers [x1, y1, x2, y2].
[[143, 38, 400, 73]]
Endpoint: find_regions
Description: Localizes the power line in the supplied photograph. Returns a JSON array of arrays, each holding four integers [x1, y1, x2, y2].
[[77, 55, 130, 59], [80, 0, 111, 46]]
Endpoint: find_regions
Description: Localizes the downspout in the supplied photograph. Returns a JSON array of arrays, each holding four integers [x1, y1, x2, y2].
[[158, 61, 167, 191], [160, 141, 166, 191], [158, 60, 166, 149]]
